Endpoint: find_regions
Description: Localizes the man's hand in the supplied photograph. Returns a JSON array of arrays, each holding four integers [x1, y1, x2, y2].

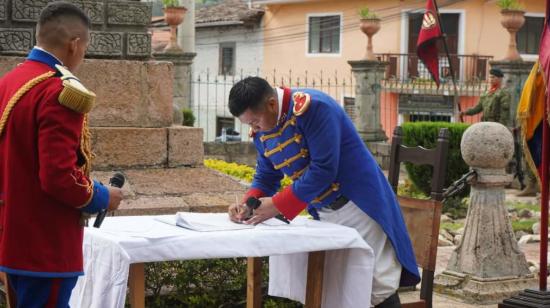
[[107, 186, 123, 212], [228, 201, 249, 223], [244, 197, 281, 225]]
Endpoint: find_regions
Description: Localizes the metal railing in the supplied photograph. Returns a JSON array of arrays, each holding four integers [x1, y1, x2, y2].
[[376, 53, 492, 96], [191, 69, 355, 142]]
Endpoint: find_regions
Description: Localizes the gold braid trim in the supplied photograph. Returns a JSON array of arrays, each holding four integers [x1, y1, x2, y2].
[[264, 134, 303, 157], [290, 166, 308, 180], [273, 149, 308, 170], [80, 114, 94, 178], [0, 71, 56, 137], [260, 116, 297, 142], [312, 183, 340, 204]]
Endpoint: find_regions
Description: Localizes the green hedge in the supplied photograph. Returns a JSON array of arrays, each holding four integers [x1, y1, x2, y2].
[[401, 121, 470, 198]]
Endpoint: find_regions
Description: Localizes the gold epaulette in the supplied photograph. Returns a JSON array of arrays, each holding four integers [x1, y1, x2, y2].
[[55, 64, 96, 114], [292, 92, 311, 116]]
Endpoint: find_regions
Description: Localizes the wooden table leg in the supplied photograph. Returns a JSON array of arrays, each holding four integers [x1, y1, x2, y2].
[[247, 257, 262, 308], [128, 263, 145, 308], [305, 251, 326, 308]]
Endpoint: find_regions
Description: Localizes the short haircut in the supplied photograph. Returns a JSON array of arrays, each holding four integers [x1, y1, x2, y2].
[[37, 2, 91, 47], [229, 77, 274, 117], [38, 2, 90, 28], [490, 68, 504, 78]]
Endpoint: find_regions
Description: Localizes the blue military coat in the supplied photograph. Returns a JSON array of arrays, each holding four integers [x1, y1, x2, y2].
[[245, 88, 420, 286]]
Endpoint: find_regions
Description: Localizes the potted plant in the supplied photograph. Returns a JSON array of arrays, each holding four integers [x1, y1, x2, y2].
[[163, 0, 187, 53], [359, 7, 381, 60], [497, 0, 525, 61]]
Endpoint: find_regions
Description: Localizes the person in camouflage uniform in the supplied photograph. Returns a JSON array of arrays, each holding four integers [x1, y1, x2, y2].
[[460, 68, 511, 127]]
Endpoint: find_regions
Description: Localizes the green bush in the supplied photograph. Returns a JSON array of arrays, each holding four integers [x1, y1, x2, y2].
[[144, 258, 302, 307], [205, 159, 293, 189], [182, 108, 196, 127], [401, 122, 470, 198]]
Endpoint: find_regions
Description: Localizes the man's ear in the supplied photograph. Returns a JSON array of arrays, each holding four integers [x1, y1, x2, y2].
[[68, 37, 80, 54], [267, 96, 278, 112]]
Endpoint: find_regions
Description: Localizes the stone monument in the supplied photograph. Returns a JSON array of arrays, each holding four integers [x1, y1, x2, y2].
[[434, 122, 537, 304]]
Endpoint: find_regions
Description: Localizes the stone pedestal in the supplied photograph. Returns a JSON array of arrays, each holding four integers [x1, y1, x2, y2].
[[348, 60, 388, 143], [177, 0, 196, 53], [434, 122, 537, 304], [154, 52, 197, 124], [490, 60, 534, 126]]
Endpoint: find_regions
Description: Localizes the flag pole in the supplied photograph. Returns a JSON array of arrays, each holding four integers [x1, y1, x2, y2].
[[432, 0, 463, 122], [541, 95, 550, 291]]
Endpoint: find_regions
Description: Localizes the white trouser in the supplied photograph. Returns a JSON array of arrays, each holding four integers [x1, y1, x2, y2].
[[318, 201, 402, 306]]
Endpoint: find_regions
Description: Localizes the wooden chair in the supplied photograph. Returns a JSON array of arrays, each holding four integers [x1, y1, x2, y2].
[[387, 126, 449, 308]]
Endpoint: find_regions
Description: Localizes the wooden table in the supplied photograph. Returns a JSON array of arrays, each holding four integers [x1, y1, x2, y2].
[[69, 214, 373, 308], [127, 252, 326, 308]]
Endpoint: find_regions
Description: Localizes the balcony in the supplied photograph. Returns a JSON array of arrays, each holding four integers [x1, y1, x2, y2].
[[376, 53, 493, 96]]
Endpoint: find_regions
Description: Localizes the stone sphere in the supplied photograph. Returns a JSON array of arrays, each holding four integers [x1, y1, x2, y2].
[[460, 122, 514, 169]]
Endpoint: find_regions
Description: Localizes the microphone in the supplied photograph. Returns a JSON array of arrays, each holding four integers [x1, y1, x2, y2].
[[93, 172, 125, 228], [245, 197, 290, 224]]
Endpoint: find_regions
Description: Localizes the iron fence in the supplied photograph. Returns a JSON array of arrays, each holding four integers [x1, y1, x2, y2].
[[190, 69, 355, 142]]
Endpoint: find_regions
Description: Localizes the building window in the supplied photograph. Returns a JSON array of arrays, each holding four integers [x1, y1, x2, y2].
[[219, 43, 235, 75], [517, 16, 544, 55], [308, 15, 341, 54]]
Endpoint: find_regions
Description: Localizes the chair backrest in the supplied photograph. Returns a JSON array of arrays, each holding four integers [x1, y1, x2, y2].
[[387, 126, 449, 201], [398, 196, 442, 272], [387, 126, 449, 308]]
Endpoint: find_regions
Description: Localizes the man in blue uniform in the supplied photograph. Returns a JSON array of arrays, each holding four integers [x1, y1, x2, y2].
[[228, 77, 420, 307]]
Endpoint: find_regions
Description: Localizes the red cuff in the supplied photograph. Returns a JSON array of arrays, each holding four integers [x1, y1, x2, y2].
[[242, 188, 266, 203], [272, 186, 307, 220]]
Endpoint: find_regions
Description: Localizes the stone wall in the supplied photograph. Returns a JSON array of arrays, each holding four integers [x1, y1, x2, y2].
[[367, 142, 391, 170], [0, 57, 173, 127], [204, 141, 392, 170], [0, 0, 151, 59], [204, 142, 257, 167], [0, 56, 204, 169]]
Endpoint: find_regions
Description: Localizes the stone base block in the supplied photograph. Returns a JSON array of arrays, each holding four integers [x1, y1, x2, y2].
[[168, 126, 204, 167], [434, 270, 538, 305], [91, 127, 167, 169], [0, 57, 173, 127]]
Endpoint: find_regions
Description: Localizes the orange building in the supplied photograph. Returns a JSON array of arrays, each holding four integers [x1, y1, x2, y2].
[[256, 0, 545, 139]]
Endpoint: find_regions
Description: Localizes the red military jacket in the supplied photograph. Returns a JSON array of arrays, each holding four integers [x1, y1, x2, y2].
[[0, 48, 109, 277]]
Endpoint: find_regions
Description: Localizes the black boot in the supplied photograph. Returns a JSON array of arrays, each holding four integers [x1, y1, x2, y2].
[[374, 292, 401, 308]]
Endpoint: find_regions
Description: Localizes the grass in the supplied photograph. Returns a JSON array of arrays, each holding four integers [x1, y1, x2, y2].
[[511, 219, 537, 233], [440, 222, 463, 232], [506, 201, 540, 213]]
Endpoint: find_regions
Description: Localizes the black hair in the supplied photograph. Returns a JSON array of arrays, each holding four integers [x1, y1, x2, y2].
[[38, 1, 91, 29], [228, 77, 274, 117], [490, 68, 504, 78]]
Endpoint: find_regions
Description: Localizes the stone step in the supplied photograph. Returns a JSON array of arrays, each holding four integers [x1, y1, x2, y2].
[[91, 167, 246, 216]]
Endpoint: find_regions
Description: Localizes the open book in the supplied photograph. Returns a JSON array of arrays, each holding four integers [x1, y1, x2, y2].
[[156, 212, 289, 232]]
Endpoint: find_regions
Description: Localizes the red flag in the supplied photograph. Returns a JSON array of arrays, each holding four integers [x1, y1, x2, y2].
[[540, 0, 550, 91], [417, 0, 442, 87]]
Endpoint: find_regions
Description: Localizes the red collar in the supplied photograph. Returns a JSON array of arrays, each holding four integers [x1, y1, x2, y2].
[[278, 87, 291, 126]]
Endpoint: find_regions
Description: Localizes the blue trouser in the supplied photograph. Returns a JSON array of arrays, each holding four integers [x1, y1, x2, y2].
[[7, 274, 78, 308]]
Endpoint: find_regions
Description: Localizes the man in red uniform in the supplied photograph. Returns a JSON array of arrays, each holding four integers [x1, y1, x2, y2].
[[0, 2, 123, 306]]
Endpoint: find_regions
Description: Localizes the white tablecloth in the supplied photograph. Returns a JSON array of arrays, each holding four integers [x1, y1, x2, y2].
[[69, 214, 374, 308]]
